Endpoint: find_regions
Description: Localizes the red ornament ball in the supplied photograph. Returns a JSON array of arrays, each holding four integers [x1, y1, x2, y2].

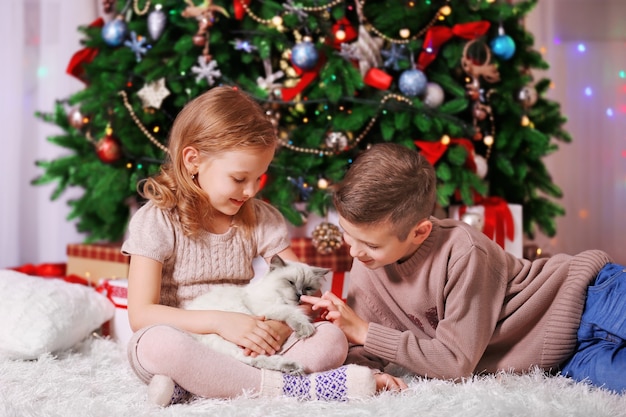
[[96, 135, 122, 163]]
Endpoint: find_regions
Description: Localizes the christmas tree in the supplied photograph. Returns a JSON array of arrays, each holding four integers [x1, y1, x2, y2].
[[35, 0, 569, 244]]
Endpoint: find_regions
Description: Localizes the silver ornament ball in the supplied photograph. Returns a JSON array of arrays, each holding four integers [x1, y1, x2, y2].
[[461, 212, 484, 232], [325, 131, 349, 151], [423, 82, 445, 108], [474, 154, 488, 179], [518, 85, 538, 108]]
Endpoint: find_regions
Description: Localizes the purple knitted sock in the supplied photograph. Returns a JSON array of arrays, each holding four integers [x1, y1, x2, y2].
[[260, 364, 375, 401]]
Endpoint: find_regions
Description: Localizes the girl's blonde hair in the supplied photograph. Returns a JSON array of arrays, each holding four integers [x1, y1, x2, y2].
[[139, 86, 277, 237]]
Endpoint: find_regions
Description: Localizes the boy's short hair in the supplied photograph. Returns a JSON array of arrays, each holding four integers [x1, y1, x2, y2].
[[332, 143, 437, 241]]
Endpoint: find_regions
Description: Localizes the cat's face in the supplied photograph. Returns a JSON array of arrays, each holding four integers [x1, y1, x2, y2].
[[262, 255, 329, 305]]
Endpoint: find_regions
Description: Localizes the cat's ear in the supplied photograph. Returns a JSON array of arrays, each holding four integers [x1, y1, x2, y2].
[[313, 267, 331, 278], [269, 254, 287, 271]]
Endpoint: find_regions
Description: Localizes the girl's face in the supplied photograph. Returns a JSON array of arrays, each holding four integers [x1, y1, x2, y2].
[[195, 147, 274, 217], [338, 215, 430, 269]]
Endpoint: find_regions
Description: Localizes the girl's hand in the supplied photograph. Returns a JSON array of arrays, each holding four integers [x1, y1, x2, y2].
[[300, 291, 369, 345], [242, 319, 293, 357], [215, 311, 283, 356], [374, 372, 408, 393]]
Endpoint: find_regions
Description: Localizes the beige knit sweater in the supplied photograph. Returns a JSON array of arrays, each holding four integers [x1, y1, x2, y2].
[[345, 217, 611, 380], [121, 199, 290, 308]]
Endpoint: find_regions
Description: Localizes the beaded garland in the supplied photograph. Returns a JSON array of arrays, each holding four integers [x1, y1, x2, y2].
[[356, 0, 451, 45], [118, 90, 169, 154]]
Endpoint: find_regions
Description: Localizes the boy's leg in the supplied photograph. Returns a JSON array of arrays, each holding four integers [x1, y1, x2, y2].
[[128, 324, 375, 403], [561, 263, 626, 393]]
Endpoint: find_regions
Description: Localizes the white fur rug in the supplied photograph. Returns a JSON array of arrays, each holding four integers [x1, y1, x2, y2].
[[1, 335, 625, 417]]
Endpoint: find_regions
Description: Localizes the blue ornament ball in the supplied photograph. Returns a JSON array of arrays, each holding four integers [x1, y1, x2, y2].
[[490, 34, 516, 60], [102, 17, 128, 47], [398, 69, 427, 97], [291, 40, 319, 71]]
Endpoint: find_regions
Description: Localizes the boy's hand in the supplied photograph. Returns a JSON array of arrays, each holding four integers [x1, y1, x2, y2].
[[375, 372, 408, 392], [300, 291, 369, 345]]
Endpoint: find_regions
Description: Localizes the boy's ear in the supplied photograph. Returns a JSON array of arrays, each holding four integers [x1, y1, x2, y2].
[[409, 219, 432, 245], [182, 146, 199, 173]]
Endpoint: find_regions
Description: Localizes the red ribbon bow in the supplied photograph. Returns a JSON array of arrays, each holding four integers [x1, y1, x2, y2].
[[417, 21, 491, 70], [460, 196, 515, 249], [66, 18, 104, 83], [414, 138, 476, 171], [281, 54, 327, 101]]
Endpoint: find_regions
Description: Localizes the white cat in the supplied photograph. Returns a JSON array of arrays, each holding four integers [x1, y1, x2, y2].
[[187, 255, 329, 374]]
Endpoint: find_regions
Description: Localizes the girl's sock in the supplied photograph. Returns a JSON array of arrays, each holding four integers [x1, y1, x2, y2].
[[260, 364, 376, 401], [129, 324, 376, 402], [147, 374, 193, 406]]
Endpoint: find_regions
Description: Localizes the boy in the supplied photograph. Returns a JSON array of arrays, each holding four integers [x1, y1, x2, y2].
[[302, 143, 625, 393]]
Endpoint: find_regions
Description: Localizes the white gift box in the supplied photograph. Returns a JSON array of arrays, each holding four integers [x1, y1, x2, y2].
[[97, 279, 133, 346], [449, 203, 523, 258], [320, 271, 350, 301]]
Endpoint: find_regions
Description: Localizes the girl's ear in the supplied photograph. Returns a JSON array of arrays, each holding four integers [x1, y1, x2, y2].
[[182, 146, 199, 173]]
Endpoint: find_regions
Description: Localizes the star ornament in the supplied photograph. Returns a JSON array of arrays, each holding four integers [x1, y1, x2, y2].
[[191, 56, 222, 85], [137, 78, 171, 109]]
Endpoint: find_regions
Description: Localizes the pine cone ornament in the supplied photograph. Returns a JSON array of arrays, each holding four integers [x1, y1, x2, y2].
[[311, 222, 343, 254]]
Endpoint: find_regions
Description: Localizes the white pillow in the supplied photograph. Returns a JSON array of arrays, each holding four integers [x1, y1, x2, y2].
[[0, 269, 115, 360]]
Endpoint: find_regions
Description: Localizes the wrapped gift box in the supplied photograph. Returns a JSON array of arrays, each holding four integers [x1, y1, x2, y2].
[[291, 237, 353, 301], [67, 243, 129, 285], [321, 271, 350, 301], [97, 279, 133, 346], [449, 201, 523, 258], [290, 237, 353, 272]]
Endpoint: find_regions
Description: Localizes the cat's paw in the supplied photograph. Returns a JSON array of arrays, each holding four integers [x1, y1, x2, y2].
[[251, 356, 304, 375], [292, 321, 316, 339], [279, 361, 306, 375]]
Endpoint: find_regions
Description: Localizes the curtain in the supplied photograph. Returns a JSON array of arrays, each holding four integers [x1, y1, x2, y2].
[[1, 0, 97, 268]]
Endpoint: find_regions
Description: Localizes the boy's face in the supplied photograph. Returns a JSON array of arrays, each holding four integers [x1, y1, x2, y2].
[[338, 216, 423, 269]]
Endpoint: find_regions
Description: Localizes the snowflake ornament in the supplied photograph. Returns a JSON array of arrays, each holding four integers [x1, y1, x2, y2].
[[283, 0, 308, 22], [381, 44, 407, 71], [191, 56, 222, 85], [337, 43, 361, 62], [137, 78, 171, 109], [288, 176, 314, 201], [257, 58, 284, 91], [124, 31, 150, 62], [233, 38, 257, 53]]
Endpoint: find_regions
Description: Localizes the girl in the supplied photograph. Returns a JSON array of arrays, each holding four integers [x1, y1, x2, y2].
[[121, 86, 383, 406]]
